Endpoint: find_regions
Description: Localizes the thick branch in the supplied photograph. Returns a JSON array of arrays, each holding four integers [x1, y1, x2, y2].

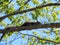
[[0, 23, 60, 33], [0, 22, 60, 41], [0, 3, 60, 21]]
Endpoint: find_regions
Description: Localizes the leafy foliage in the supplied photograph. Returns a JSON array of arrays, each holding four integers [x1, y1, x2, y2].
[[0, 0, 60, 45]]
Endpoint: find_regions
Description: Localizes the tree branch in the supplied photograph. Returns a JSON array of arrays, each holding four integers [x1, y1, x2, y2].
[[0, 23, 60, 33], [0, 3, 60, 21], [0, 22, 60, 41], [24, 0, 30, 5], [9, 0, 13, 4], [0, 33, 5, 41], [19, 33, 60, 44]]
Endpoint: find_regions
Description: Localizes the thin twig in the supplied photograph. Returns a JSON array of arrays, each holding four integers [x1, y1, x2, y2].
[[20, 33, 60, 44], [15, 0, 30, 12], [2, 32, 60, 44], [24, 0, 30, 5], [0, 33, 5, 41], [0, 0, 13, 12]]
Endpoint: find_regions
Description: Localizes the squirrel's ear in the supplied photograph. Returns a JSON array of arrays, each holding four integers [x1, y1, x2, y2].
[[20, 22, 29, 27]]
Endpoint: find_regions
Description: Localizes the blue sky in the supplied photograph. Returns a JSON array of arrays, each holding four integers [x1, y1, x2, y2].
[[0, 0, 60, 45]]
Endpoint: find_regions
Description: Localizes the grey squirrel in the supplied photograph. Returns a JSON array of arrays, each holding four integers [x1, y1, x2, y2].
[[21, 22, 41, 27]]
